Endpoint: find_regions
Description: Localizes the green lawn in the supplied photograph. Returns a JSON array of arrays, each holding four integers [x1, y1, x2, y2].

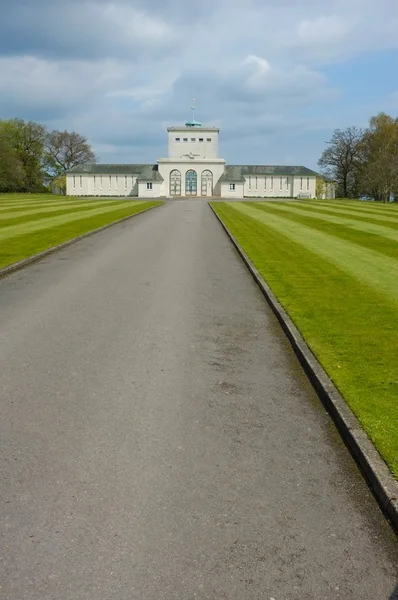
[[211, 199, 398, 478], [0, 194, 162, 269]]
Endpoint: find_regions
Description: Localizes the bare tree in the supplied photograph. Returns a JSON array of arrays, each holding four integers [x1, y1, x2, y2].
[[318, 127, 363, 198], [45, 130, 96, 180]]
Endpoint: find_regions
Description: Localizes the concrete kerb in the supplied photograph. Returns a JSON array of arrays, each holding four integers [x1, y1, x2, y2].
[[0, 202, 164, 281], [209, 203, 398, 534]]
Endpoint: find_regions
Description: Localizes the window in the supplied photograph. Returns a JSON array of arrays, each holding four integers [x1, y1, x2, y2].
[[100, 176, 103, 189], [280, 177, 283, 190], [255, 176, 258, 190], [147, 182, 153, 190], [248, 176, 251, 190], [183, 138, 188, 142], [175, 137, 180, 142], [191, 138, 196, 142], [300, 177, 303, 190], [93, 175, 96, 189], [307, 177, 310, 190], [286, 177, 289, 190], [206, 138, 211, 142], [80, 176, 82, 188], [264, 177, 267, 189], [199, 138, 204, 142], [109, 175, 112, 189], [125, 176, 128, 190], [115, 176, 118, 190], [229, 183, 236, 191], [271, 176, 273, 190], [73, 176, 76, 189]]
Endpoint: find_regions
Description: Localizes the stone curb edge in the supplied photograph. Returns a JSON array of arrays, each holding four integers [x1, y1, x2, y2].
[[209, 203, 398, 534], [0, 202, 164, 281]]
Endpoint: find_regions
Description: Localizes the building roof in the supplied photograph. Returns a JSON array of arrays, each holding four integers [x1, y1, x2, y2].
[[220, 165, 319, 182], [67, 163, 163, 181]]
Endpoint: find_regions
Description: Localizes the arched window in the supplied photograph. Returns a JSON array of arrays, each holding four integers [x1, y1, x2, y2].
[[201, 170, 213, 197], [185, 170, 197, 196], [170, 169, 181, 196]]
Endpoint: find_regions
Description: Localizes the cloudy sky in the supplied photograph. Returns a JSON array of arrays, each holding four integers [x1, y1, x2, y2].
[[1, 0, 398, 169]]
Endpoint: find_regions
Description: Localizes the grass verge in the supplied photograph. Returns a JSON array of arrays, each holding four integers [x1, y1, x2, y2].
[[211, 200, 398, 478], [0, 194, 162, 269]]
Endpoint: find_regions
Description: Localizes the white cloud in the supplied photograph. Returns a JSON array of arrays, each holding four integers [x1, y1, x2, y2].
[[0, 0, 397, 167]]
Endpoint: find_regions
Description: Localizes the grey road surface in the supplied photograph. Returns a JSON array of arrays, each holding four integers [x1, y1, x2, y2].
[[0, 201, 397, 600]]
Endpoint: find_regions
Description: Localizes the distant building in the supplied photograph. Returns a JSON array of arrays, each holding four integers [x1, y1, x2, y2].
[[66, 113, 321, 199]]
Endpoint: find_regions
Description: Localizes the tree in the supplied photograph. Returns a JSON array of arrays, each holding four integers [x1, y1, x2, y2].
[[318, 127, 363, 198], [0, 118, 46, 192], [358, 113, 398, 203], [316, 177, 326, 199], [45, 130, 96, 181], [0, 135, 25, 192]]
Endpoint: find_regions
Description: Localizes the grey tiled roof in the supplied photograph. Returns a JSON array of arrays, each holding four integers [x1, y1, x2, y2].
[[220, 165, 319, 182], [67, 163, 163, 181]]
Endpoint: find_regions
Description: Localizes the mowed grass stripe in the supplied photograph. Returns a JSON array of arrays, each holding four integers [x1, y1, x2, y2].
[[0, 202, 148, 242], [0, 200, 161, 269], [313, 200, 398, 214], [0, 200, 124, 224], [302, 202, 398, 225], [211, 202, 398, 477], [235, 202, 398, 303], [253, 203, 398, 260], [284, 203, 398, 232]]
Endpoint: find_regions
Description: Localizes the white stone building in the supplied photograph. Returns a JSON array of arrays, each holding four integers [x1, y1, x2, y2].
[[66, 116, 320, 199]]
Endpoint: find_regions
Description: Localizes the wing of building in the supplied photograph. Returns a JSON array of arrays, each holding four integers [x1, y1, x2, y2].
[[66, 117, 329, 199]]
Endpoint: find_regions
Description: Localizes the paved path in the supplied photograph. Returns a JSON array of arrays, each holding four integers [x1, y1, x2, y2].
[[0, 201, 397, 600]]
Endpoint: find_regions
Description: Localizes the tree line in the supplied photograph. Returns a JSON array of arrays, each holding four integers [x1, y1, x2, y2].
[[0, 118, 96, 194], [318, 112, 398, 202]]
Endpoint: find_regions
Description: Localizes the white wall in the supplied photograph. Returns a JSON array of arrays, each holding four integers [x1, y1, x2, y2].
[[167, 128, 219, 160], [242, 175, 292, 197], [66, 174, 139, 196], [221, 182, 245, 198], [293, 176, 316, 198], [158, 159, 225, 197], [137, 181, 163, 198]]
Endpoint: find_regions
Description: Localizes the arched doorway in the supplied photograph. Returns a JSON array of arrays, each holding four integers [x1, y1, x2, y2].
[[185, 170, 197, 196], [170, 169, 181, 196], [201, 170, 213, 196]]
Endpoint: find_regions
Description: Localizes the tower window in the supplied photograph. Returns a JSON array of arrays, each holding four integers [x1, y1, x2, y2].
[[175, 137, 180, 142], [191, 138, 196, 142], [183, 138, 188, 142], [199, 138, 204, 142], [206, 138, 211, 142]]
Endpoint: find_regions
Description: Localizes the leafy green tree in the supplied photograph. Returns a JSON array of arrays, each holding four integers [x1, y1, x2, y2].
[[358, 113, 398, 203], [0, 118, 46, 192], [0, 135, 24, 192]]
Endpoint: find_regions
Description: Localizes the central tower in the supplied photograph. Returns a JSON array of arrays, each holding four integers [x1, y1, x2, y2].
[[157, 103, 225, 197]]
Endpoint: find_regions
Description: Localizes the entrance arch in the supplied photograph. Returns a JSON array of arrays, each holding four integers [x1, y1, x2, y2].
[[170, 169, 181, 196], [185, 170, 197, 196], [201, 170, 213, 197]]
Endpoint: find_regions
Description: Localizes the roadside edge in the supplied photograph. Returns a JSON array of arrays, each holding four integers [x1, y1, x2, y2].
[[0, 202, 164, 280], [209, 202, 398, 534]]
